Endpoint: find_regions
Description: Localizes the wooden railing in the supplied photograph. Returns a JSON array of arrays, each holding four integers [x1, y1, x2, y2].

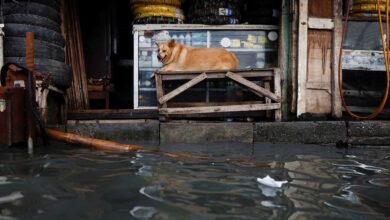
[[154, 68, 282, 121]]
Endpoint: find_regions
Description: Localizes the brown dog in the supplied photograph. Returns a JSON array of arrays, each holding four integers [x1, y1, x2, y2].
[[156, 39, 238, 72]]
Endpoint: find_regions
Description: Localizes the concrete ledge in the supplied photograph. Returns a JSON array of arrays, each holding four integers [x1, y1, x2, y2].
[[160, 122, 253, 144], [56, 120, 390, 147], [66, 120, 159, 146], [254, 121, 347, 145], [348, 121, 390, 137], [348, 121, 390, 145]]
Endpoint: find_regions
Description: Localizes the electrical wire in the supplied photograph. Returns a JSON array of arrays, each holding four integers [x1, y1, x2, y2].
[[338, 0, 390, 120]]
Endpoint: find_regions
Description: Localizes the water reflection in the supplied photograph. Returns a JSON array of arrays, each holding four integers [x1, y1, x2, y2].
[[0, 144, 388, 219]]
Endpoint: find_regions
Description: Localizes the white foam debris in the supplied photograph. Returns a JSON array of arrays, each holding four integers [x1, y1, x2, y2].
[[257, 175, 288, 188], [0, 192, 24, 205]]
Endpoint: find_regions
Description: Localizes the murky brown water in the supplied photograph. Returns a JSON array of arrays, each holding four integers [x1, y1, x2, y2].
[[0, 143, 389, 219]]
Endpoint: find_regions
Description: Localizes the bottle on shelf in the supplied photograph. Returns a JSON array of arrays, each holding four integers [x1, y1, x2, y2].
[[185, 32, 191, 46], [179, 34, 185, 45]]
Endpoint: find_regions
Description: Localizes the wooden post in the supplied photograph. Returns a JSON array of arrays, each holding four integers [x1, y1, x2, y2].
[[155, 73, 168, 121], [291, 0, 299, 113], [297, 0, 308, 117], [274, 68, 282, 121], [332, 0, 343, 118]]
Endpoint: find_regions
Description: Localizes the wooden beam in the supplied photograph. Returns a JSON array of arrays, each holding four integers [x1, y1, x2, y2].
[[68, 109, 158, 120], [291, 0, 299, 113], [159, 103, 281, 115], [274, 68, 282, 121], [160, 70, 274, 81], [332, 0, 343, 118], [226, 72, 281, 102], [159, 73, 207, 104], [168, 101, 264, 108], [297, 0, 308, 117], [156, 68, 275, 75], [155, 74, 164, 104], [264, 81, 272, 118], [308, 18, 334, 30]]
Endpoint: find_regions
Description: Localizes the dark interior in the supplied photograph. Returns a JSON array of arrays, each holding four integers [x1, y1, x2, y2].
[[79, 0, 282, 109]]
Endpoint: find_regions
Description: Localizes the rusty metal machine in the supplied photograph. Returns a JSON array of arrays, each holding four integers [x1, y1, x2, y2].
[[0, 33, 47, 150]]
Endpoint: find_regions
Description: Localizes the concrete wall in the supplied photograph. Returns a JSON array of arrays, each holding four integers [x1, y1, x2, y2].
[[63, 120, 390, 147]]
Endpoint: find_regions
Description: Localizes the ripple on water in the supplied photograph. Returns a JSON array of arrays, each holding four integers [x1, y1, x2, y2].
[[130, 206, 158, 219]]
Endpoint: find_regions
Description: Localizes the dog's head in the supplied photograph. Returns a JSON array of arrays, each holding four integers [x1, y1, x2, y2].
[[156, 39, 176, 64]]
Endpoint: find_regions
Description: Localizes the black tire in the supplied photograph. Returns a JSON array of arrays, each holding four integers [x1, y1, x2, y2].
[[4, 37, 65, 62], [4, 23, 65, 47], [2, 2, 61, 24], [4, 14, 61, 33], [4, 57, 72, 89], [4, 0, 61, 11]]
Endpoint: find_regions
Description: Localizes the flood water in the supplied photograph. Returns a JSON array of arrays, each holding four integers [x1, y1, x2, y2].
[[0, 143, 389, 219]]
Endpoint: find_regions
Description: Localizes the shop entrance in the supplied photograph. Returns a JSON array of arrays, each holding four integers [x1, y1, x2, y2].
[[68, 0, 283, 120]]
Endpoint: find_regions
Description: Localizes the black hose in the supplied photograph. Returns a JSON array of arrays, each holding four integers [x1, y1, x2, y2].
[[0, 63, 13, 86], [28, 70, 49, 146]]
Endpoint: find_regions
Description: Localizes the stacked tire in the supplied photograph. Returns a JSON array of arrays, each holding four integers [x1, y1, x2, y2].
[[130, 0, 185, 24], [187, 0, 241, 24], [2, 0, 72, 89], [352, 0, 388, 19]]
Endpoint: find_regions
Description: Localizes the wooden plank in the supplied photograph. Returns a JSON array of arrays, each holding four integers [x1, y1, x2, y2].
[[226, 72, 281, 102], [159, 103, 281, 115], [133, 24, 279, 31], [68, 109, 158, 120], [162, 73, 273, 81], [309, 0, 332, 18], [306, 30, 332, 115], [159, 73, 207, 104], [156, 68, 275, 75], [332, 0, 343, 118], [168, 101, 264, 108], [291, 0, 299, 113], [308, 18, 334, 30], [155, 74, 164, 103], [264, 81, 272, 119], [297, 0, 308, 117], [274, 68, 282, 121]]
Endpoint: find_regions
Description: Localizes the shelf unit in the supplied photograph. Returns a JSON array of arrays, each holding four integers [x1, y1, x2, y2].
[[133, 24, 279, 109], [341, 20, 389, 115]]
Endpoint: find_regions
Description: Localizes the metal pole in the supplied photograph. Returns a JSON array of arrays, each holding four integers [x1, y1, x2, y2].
[[26, 32, 36, 154], [0, 0, 4, 76], [0, 24, 4, 79]]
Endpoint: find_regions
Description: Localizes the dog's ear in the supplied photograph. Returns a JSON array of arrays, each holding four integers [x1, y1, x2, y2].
[[168, 39, 176, 48], [155, 41, 160, 48]]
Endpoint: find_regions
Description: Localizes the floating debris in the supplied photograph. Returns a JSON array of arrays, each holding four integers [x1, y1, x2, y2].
[[130, 206, 158, 219], [257, 175, 288, 188], [0, 192, 24, 205]]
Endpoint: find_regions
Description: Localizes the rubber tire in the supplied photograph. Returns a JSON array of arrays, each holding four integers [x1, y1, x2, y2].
[[4, 14, 61, 33], [4, 37, 65, 62], [5, 0, 61, 10], [4, 57, 72, 89], [2, 2, 61, 24], [4, 23, 65, 47]]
